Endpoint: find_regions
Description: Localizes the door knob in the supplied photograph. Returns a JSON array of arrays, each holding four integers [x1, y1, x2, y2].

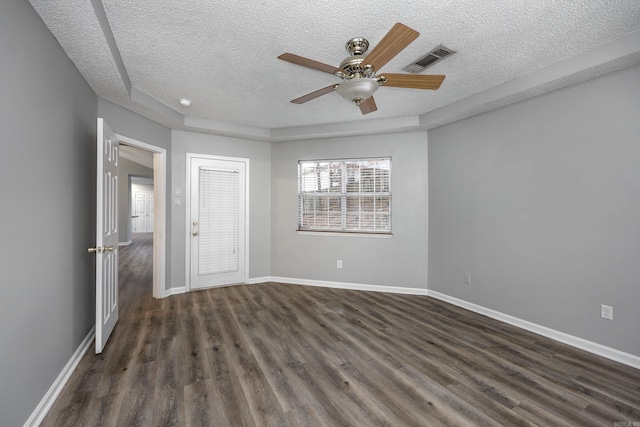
[[88, 246, 115, 254], [192, 232, 198, 237]]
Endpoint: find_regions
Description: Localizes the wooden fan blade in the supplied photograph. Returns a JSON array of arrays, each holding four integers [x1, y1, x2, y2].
[[359, 97, 377, 115], [363, 23, 419, 72], [291, 85, 338, 104], [380, 74, 445, 90], [278, 53, 340, 75]]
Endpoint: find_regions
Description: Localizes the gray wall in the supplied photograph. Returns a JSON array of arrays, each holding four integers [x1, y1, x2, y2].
[[271, 131, 429, 288], [118, 157, 153, 243], [0, 1, 98, 425], [98, 98, 173, 292], [171, 130, 272, 286], [428, 65, 640, 356]]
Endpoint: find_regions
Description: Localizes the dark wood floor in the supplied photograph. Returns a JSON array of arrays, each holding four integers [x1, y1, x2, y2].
[[42, 234, 640, 426]]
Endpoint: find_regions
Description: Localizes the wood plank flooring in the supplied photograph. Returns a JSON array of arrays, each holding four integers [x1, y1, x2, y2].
[[41, 233, 640, 426]]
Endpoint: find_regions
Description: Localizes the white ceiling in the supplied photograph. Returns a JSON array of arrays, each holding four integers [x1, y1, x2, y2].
[[30, 0, 640, 141], [120, 144, 154, 169]]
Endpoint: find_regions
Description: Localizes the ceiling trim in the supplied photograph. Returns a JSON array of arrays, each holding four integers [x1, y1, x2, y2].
[[89, 0, 131, 95], [131, 87, 184, 125], [184, 116, 271, 141], [270, 115, 421, 141], [83, 1, 640, 142], [420, 31, 640, 130]]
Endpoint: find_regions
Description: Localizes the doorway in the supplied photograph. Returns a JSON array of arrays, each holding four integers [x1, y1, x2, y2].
[[116, 134, 166, 299]]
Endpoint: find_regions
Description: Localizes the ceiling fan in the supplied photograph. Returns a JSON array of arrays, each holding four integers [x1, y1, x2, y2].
[[278, 23, 446, 115]]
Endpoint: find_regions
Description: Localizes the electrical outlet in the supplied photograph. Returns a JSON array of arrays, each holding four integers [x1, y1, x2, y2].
[[600, 304, 613, 320], [464, 273, 471, 284], [337, 260, 343, 269]]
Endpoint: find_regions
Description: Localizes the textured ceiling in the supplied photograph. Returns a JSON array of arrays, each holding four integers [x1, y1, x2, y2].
[[30, 0, 640, 140]]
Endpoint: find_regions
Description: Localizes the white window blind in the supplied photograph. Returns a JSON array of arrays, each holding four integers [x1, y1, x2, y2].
[[298, 158, 391, 233], [198, 167, 239, 274]]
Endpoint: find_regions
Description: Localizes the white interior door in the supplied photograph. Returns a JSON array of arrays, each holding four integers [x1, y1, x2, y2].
[[188, 155, 247, 290], [134, 192, 145, 232], [93, 118, 119, 354], [133, 191, 154, 232]]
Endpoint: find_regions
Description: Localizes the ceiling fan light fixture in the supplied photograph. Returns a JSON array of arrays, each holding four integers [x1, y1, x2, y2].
[[336, 78, 379, 104]]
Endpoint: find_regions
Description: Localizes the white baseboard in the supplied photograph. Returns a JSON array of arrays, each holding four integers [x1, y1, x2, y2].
[[427, 290, 640, 370], [118, 240, 132, 246], [246, 276, 274, 285], [268, 276, 430, 296], [164, 279, 266, 297], [164, 286, 186, 297], [24, 327, 95, 427]]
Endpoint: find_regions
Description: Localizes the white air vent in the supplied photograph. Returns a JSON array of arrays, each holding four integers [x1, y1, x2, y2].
[[403, 45, 456, 74]]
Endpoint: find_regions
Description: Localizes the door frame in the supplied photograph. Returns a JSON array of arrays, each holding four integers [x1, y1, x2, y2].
[[116, 133, 167, 299], [185, 153, 250, 291]]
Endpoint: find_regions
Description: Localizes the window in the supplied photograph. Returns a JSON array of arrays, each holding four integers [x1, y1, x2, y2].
[[298, 158, 391, 234]]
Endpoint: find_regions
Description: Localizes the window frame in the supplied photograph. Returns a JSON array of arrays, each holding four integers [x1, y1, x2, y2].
[[297, 157, 392, 235]]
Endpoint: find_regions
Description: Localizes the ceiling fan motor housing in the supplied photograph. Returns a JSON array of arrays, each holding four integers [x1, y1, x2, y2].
[[336, 37, 377, 80], [337, 57, 375, 78]]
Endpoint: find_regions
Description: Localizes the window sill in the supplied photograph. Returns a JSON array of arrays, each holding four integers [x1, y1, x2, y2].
[[296, 230, 393, 238]]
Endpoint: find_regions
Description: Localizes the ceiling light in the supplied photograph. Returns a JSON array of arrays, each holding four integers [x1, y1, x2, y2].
[[178, 98, 191, 107], [335, 79, 379, 105]]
